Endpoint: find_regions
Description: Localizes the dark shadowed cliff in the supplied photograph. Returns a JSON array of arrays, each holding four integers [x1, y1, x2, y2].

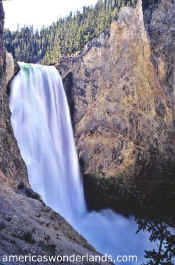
[[57, 0, 175, 215]]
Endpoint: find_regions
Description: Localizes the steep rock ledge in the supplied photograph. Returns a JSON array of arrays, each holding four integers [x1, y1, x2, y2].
[[0, 2, 28, 188], [144, 0, 175, 119], [0, 177, 112, 265], [57, 0, 175, 215]]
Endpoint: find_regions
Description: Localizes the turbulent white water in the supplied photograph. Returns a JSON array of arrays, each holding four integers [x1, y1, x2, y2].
[[9, 63, 152, 264]]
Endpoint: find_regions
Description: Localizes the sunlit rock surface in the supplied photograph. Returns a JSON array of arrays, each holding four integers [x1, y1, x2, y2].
[[57, 0, 175, 213], [6, 52, 14, 85]]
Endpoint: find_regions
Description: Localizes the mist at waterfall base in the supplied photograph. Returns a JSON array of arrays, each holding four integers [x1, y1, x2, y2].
[[9, 63, 152, 264]]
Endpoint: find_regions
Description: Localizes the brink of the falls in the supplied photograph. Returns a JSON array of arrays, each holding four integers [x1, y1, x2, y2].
[[9, 63, 152, 265]]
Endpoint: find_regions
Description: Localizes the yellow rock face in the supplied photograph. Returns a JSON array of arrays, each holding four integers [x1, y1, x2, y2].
[[6, 52, 14, 86], [57, 1, 175, 211]]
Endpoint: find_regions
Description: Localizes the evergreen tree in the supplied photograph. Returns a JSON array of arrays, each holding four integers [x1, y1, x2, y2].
[[4, 0, 151, 65], [136, 217, 175, 265]]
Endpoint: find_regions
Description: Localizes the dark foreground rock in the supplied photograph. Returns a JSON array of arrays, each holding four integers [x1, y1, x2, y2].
[[0, 176, 112, 265], [56, 0, 175, 215]]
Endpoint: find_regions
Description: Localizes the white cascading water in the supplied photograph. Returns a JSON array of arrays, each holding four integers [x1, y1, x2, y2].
[[9, 63, 152, 264]]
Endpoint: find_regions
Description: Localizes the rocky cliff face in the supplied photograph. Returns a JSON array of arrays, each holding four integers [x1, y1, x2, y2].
[[144, 0, 175, 118], [0, 176, 112, 265], [57, 0, 175, 214], [0, 2, 28, 188]]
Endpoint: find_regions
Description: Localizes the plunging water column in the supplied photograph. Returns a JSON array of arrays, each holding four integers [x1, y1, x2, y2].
[[9, 63, 151, 265], [9, 63, 86, 223]]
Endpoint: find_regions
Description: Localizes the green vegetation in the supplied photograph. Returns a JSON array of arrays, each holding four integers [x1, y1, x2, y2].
[[136, 217, 175, 265], [38, 241, 56, 255], [22, 231, 36, 244], [13, 231, 36, 244], [4, 0, 158, 65], [4, 0, 137, 64]]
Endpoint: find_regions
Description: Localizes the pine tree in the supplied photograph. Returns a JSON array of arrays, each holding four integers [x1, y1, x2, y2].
[[3, 0, 153, 65]]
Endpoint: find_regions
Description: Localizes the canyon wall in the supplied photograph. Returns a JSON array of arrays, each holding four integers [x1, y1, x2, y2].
[[0, 2, 28, 187], [57, 0, 175, 214]]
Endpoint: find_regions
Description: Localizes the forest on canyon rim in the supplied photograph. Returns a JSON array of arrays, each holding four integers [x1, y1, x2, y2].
[[4, 0, 158, 64]]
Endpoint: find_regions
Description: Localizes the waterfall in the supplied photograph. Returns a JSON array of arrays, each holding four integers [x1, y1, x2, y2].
[[9, 63, 86, 223], [9, 63, 152, 264]]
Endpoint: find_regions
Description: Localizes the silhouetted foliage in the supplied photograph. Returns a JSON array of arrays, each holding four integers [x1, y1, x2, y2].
[[142, 0, 160, 10], [136, 217, 175, 265]]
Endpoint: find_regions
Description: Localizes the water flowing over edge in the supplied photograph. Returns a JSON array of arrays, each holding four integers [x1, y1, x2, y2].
[[9, 63, 153, 264]]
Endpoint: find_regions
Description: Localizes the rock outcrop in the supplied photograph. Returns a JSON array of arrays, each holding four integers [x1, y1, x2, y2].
[[57, 0, 175, 214], [0, 177, 112, 265], [144, 0, 175, 118], [0, 2, 28, 188], [6, 52, 15, 85]]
